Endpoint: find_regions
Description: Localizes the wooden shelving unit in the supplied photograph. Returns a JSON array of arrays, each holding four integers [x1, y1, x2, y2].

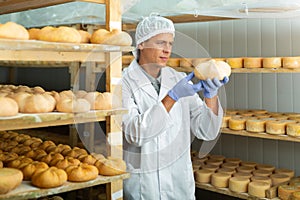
[[0, 0, 131, 199]]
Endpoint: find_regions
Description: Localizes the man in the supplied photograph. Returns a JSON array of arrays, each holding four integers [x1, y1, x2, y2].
[[122, 14, 229, 200]]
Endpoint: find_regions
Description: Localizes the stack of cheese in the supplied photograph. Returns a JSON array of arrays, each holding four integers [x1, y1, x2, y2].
[[0, 84, 114, 117], [0, 130, 126, 190], [222, 109, 300, 137], [193, 153, 295, 198]]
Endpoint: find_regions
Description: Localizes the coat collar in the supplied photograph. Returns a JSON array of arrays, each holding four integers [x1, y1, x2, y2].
[[127, 59, 177, 101]]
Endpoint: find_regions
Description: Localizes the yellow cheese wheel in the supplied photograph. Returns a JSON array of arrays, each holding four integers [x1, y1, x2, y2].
[[166, 58, 180, 67], [287, 122, 300, 137], [229, 176, 250, 193], [240, 161, 257, 168], [209, 155, 226, 161], [205, 159, 223, 166], [270, 174, 290, 186], [233, 172, 253, 179], [278, 185, 298, 200], [201, 164, 219, 172], [222, 115, 231, 128], [229, 117, 246, 131], [275, 168, 295, 179], [262, 57, 282, 68], [221, 162, 239, 170], [248, 181, 270, 198], [252, 169, 272, 177], [217, 167, 236, 175], [282, 57, 300, 69], [250, 176, 272, 186], [255, 164, 275, 172], [244, 57, 262, 68], [236, 166, 255, 174], [266, 120, 287, 135], [249, 109, 268, 114], [193, 59, 231, 80], [224, 158, 241, 165], [246, 119, 265, 133], [194, 169, 213, 183], [255, 114, 272, 119], [226, 58, 243, 68], [211, 172, 231, 188], [226, 109, 238, 115]]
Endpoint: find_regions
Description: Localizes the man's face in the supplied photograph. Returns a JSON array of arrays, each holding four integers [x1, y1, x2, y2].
[[138, 33, 174, 66]]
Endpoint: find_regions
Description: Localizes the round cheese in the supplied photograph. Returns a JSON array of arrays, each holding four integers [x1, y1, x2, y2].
[[270, 174, 290, 186], [233, 172, 253, 179], [240, 161, 257, 168], [244, 57, 262, 68], [248, 181, 270, 198], [211, 172, 232, 188], [221, 162, 239, 170], [251, 176, 272, 186], [255, 164, 275, 172], [263, 57, 282, 68], [226, 58, 243, 68], [275, 168, 295, 179], [287, 122, 300, 137], [205, 159, 223, 166], [252, 169, 272, 177], [194, 169, 213, 183], [236, 166, 255, 174], [246, 118, 265, 133], [282, 57, 300, 69], [229, 117, 246, 131], [217, 167, 236, 175], [229, 176, 250, 193], [201, 164, 219, 172], [209, 155, 226, 161], [224, 158, 241, 165], [180, 58, 193, 68], [278, 185, 298, 200], [266, 120, 287, 135], [194, 59, 231, 80]]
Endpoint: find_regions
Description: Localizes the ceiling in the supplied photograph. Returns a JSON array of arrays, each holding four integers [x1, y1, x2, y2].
[[1, 0, 300, 27]]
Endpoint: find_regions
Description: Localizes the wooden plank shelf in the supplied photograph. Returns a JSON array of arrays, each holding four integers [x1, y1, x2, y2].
[[231, 68, 300, 73], [221, 127, 300, 143], [0, 0, 105, 15], [0, 173, 129, 200], [196, 182, 280, 200], [0, 39, 134, 63], [0, 109, 128, 131]]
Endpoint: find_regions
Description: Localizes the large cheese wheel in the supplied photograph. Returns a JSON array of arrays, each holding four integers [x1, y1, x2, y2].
[[240, 161, 257, 168], [194, 59, 231, 80], [274, 168, 295, 178], [0, 97, 18, 117], [229, 117, 246, 131], [236, 166, 255, 174], [233, 172, 253, 179], [222, 115, 231, 128], [248, 181, 270, 198], [263, 57, 282, 68], [205, 159, 223, 166], [246, 119, 265, 133], [252, 169, 272, 177], [201, 164, 219, 172], [229, 176, 250, 193], [251, 176, 272, 186], [224, 158, 241, 165], [256, 164, 275, 172], [0, 22, 29, 40], [221, 162, 239, 170], [217, 167, 236, 175], [0, 168, 23, 194], [287, 122, 300, 137], [270, 174, 290, 186], [278, 185, 298, 200], [91, 29, 132, 46], [266, 120, 287, 135], [282, 57, 300, 69], [194, 169, 213, 183], [244, 57, 262, 68], [226, 58, 243, 68], [211, 172, 231, 188]]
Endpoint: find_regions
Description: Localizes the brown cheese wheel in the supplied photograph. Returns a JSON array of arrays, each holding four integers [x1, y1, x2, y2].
[[274, 168, 295, 179], [229, 176, 250, 193], [224, 158, 241, 165], [222, 115, 231, 128], [217, 167, 236, 175], [221, 162, 239, 170], [287, 122, 300, 137], [266, 120, 287, 135], [236, 166, 255, 174], [205, 159, 223, 166], [252, 169, 272, 177], [233, 172, 253, 179], [240, 161, 257, 168]]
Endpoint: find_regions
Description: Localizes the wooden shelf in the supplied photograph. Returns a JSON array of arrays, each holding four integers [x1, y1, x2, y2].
[[0, 39, 134, 63], [0, 0, 105, 15], [0, 173, 129, 200], [231, 68, 300, 73], [0, 109, 127, 131], [196, 182, 280, 200], [221, 127, 300, 142]]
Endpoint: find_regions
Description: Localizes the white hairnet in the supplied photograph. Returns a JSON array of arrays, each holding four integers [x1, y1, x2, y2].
[[133, 13, 175, 58]]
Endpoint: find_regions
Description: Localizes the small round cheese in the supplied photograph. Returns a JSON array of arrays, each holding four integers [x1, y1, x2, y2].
[[278, 185, 298, 200], [266, 120, 287, 135], [205, 159, 223, 166], [209, 155, 226, 161], [251, 176, 272, 186], [240, 161, 257, 168], [211, 172, 232, 188], [229, 117, 246, 131], [248, 181, 270, 198], [194, 169, 213, 183], [252, 169, 272, 177], [217, 167, 236, 175], [221, 162, 239, 170], [229, 176, 250, 193], [236, 166, 255, 174], [226, 58, 243, 68], [246, 119, 266, 133], [282, 57, 300, 69], [275, 168, 295, 179], [255, 164, 275, 172], [233, 172, 253, 179], [270, 174, 290, 186], [262, 57, 282, 68], [224, 158, 241, 165], [287, 122, 300, 137], [244, 57, 262, 68]]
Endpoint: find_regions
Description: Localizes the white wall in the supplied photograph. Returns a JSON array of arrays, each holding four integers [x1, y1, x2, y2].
[[174, 18, 300, 175]]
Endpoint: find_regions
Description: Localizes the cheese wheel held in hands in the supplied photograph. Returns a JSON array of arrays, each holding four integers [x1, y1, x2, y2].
[[194, 59, 231, 80]]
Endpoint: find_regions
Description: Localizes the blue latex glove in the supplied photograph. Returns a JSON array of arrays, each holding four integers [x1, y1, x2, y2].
[[168, 72, 203, 101], [202, 76, 229, 98]]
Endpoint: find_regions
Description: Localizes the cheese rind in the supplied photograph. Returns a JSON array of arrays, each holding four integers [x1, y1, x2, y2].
[[229, 176, 250, 193], [248, 181, 270, 198]]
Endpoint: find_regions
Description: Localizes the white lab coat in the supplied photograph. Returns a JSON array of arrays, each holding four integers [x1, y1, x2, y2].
[[122, 59, 223, 200]]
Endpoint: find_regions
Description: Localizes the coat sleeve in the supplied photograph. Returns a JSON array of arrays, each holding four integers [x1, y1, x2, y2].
[[189, 95, 223, 141], [122, 79, 173, 147]]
